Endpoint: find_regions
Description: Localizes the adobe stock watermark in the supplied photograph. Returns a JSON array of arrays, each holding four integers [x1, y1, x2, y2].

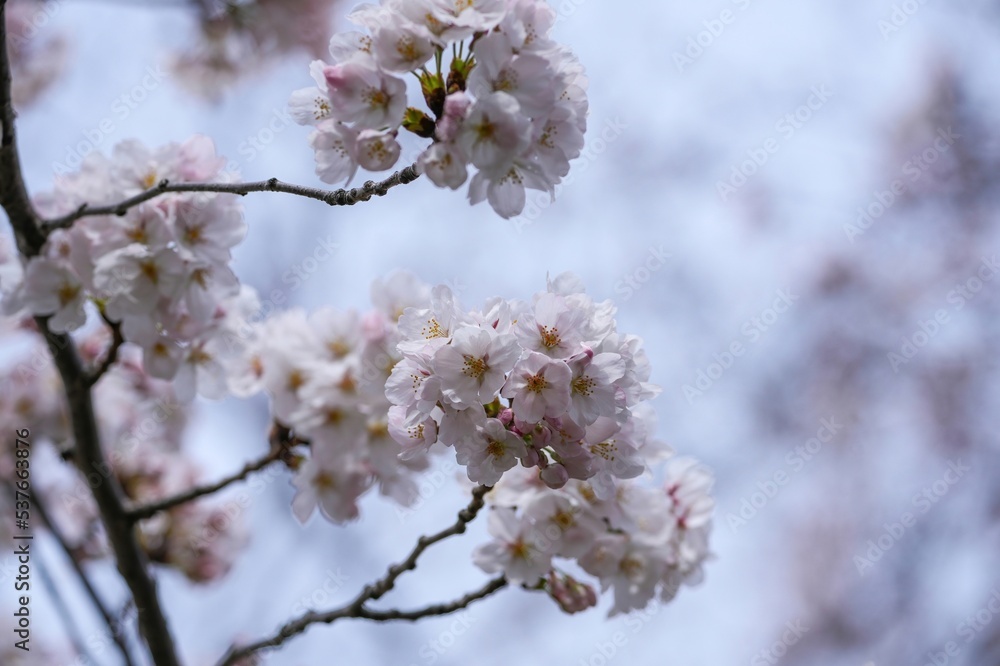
[[222, 233, 342, 343], [843, 126, 960, 242], [288, 568, 350, 615], [6, 0, 64, 49], [887, 255, 999, 373], [403, 611, 476, 665], [922, 587, 1000, 666], [577, 596, 668, 666], [717, 84, 834, 202], [750, 618, 810, 665], [60, 603, 140, 666], [613, 245, 672, 301], [510, 116, 628, 234], [673, 0, 759, 72], [878, 0, 932, 40], [682, 289, 799, 404], [52, 65, 169, 177], [727, 417, 843, 533], [394, 459, 461, 523], [854, 459, 970, 575], [60, 393, 185, 510], [223, 107, 297, 171], [552, 0, 588, 25]]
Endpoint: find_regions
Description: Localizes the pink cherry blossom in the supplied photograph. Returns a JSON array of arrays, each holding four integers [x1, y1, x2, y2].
[[501, 351, 572, 424]]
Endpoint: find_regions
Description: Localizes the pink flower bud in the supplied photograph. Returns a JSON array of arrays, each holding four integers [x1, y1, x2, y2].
[[546, 571, 598, 614], [540, 462, 569, 489]]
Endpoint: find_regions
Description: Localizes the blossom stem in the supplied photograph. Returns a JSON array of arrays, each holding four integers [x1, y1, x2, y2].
[[86, 314, 124, 388], [216, 485, 497, 665], [363, 484, 492, 603], [43, 165, 422, 232], [125, 424, 296, 522]]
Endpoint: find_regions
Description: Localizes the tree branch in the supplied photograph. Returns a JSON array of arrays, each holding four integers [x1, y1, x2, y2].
[[358, 576, 508, 622], [37, 321, 183, 666], [125, 426, 293, 522], [216, 484, 494, 666], [361, 484, 491, 604], [43, 166, 422, 232], [0, 1, 45, 257], [86, 315, 124, 388], [1, 8, 182, 663], [217, 577, 506, 666], [29, 487, 136, 666]]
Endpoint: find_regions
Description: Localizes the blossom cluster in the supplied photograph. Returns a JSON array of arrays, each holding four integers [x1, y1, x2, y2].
[[0, 310, 247, 583], [387, 273, 660, 495], [230, 272, 437, 523], [377, 272, 713, 614], [289, 0, 588, 218], [4, 136, 254, 402], [476, 456, 714, 615], [5, 0, 68, 107], [171, 0, 341, 101]]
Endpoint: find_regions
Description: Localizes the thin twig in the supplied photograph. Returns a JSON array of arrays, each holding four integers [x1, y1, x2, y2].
[[44, 166, 422, 232], [358, 576, 508, 622], [126, 433, 291, 522], [216, 485, 494, 666], [86, 315, 124, 388], [30, 487, 137, 666], [216, 578, 506, 666], [361, 484, 492, 603]]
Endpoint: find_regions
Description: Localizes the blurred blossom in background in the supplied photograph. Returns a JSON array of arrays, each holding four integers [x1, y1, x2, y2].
[[2, 0, 1000, 664]]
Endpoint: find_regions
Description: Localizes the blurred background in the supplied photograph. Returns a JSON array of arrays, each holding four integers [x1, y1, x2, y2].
[[3, 0, 1000, 664]]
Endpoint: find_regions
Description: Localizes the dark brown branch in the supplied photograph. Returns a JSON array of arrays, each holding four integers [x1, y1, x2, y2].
[[217, 485, 494, 666], [30, 487, 136, 666], [126, 430, 291, 522], [43, 166, 422, 232], [1, 8, 182, 663], [358, 576, 507, 622], [362, 484, 491, 603], [37, 319, 182, 666], [86, 315, 124, 387], [0, 1, 45, 257]]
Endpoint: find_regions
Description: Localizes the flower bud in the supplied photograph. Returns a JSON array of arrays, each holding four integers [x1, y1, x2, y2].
[[546, 571, 598, 614], [539, 462, 569, 489]]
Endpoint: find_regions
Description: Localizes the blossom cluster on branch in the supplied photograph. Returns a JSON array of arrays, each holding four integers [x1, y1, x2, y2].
[[4, 136, 255, 402], [235, 269, 715, 616], [0, 1, 716, 657], [0, 313, 249, 584], [230, 272, 436, 522], [290, 0, 588, 218]]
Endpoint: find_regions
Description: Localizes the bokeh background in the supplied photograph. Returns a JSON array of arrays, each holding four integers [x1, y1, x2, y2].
[[3, 0, 1000, 664]]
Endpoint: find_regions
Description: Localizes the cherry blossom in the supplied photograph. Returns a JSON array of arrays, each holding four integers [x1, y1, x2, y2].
[[501, 351, 572, 423], [472, 507, 553, 585], [454, 418, 527, 485], [432, 325, 520, 408], [22, 258, 87, 333], [288, 0, 589, 218]]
